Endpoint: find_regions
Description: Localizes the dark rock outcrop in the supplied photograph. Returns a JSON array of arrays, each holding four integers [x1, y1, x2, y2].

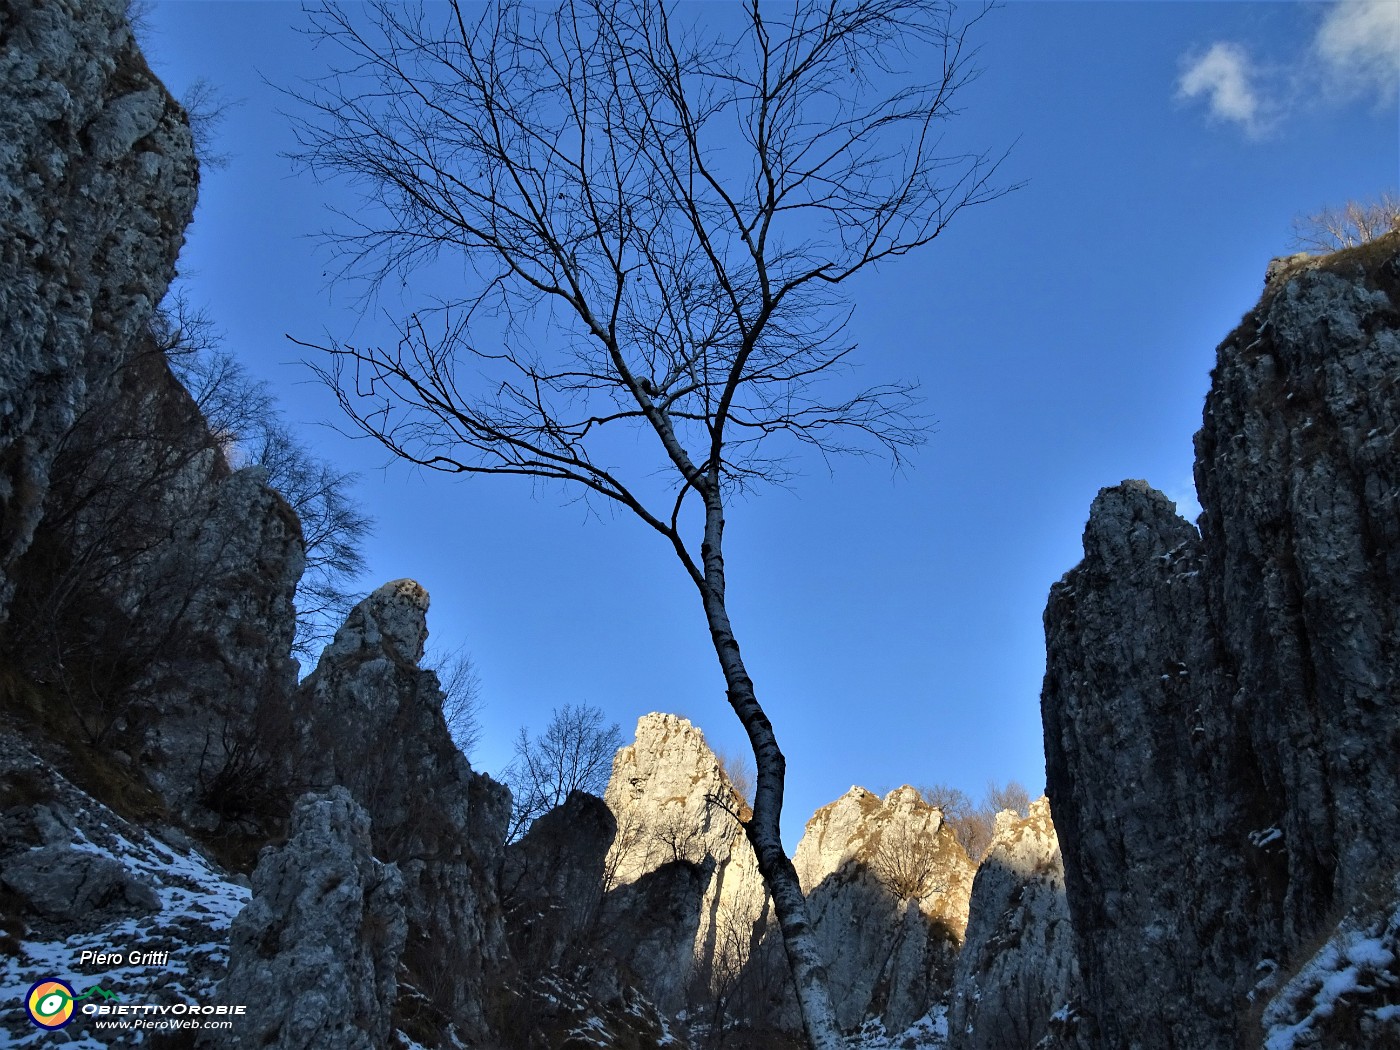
[[5, 341, 304, 822], [503, 789, 616, 971], [2, 843, 161, 925], [1042, 236, 1400, 1047], [0, 0, 301, 828], [0, 0, 197, 619], [217, 788, 406, 1050], [594, 857, 715, 1017], [948, 798, 1079, 1050], [292, 579, 511, 1041]]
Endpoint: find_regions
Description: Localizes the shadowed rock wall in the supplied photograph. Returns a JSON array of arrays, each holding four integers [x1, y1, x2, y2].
[[1042, 237, 1400, 1048], [0, 0, 197, 617]]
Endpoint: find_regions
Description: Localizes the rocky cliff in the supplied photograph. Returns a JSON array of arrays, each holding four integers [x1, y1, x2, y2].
[[602, 714, 980, 1039], [793, 786, 976, 1035], [0, 0, 302, 832], [0, 0, 197, 619], [1042, 236, 1400, 1047], [292, 579, 512, 1044], [946, 798, 1078, 1050], [216, 788, 406, 1050], [602, 712, 770, 1019]]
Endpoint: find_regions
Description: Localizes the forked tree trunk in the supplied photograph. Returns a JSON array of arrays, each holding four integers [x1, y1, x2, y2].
[[699, 501, 842, 1050]]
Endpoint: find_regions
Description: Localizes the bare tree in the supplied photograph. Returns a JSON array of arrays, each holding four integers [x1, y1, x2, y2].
[[985, 778, 1030, 817], [716, 748, 757, 809], [870, 820, 947, 899], [164, 299, 372, 657], [290, 2, 1010, 1043], [921, 779, 1029, 860], [505, 702, 623, 840], [425, 643, 485, 757], [919, 781, 987, 858], [1289, 192, 1400, 253]]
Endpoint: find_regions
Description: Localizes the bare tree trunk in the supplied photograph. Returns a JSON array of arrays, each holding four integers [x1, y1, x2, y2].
[[700, 499, 842, 1050]]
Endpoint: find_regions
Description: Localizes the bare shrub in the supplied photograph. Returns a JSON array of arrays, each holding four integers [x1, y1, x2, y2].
[[504, 703, 622, 840], [870, 821, 947, 900], [162, 294, 372, 657], [424, 644, 484, 758], [1290, 192, 1400, 253], [920, 779, 1031, 861], [716, 750, 757, 809]]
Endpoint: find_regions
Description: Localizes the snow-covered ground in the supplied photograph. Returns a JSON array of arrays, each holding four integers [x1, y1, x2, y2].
[[1, 738, 249, 1047], [845, 1008, 949, 1049], [1261, 882, 1400, 1050]]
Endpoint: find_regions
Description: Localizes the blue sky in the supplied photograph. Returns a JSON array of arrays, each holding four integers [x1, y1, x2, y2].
[[141, 1, 1398, 848]]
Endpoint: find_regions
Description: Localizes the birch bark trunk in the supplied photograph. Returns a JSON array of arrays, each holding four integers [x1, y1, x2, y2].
[[699, 496, 842, 1050]]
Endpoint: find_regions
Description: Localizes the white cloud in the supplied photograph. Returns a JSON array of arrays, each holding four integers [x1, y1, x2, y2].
[[1178, 42, 1267, 137], [1315, 0, 1400, 101]]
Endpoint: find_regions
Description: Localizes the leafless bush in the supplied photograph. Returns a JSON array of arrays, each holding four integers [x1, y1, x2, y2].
[[716, 750, 756, 809], [1290, 192, 1400, 253], [986, 779, 1031, 816], [870, 821, 946, 899], [920, 779, 1031, 861], [424, 644, 484, 758], [652, 809, 707, 865], [162, 294, 372, 657], [504, 703, 622, 840]]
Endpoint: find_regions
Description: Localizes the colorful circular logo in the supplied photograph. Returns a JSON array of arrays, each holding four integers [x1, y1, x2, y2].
[[26, 979, 76, 1029]]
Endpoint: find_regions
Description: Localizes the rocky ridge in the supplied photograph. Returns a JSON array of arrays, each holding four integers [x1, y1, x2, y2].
[[603, 713, 770, 1018], [1042, 237, 1400, 1047], [793, 786, 975, 1035], [291, 579, 512, 1044]]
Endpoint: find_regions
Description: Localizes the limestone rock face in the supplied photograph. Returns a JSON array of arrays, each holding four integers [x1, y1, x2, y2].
[[1042, 236, 1400, 1047], [0, 0, 197, 618], [293, 580, 511, 1040], [503, 789, 616, 971], [2, 844, 161, 925], [602, 713, 769, 1014], [3, 330, 304, 824], [594, 858, 715, 1017], [793, 785, 976, 1033], [218, 788, 406, 1050], [947, 798, 1079, 1050], [0, 0, 298, 825]]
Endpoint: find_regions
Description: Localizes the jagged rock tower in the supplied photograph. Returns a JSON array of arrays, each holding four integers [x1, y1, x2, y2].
[[1042, 238, 1400, 1047]]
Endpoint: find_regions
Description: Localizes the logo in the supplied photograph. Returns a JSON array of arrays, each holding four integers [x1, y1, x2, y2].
[[26, 980, 75, 1030], [25, 979, 120, 1030]]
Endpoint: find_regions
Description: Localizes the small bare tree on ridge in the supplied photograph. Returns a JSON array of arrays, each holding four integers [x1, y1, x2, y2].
[[289, 2, 1011, 1043], [1289, 192, 1400, 253]]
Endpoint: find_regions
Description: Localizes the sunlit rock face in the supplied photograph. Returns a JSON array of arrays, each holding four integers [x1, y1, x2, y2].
[[792, 785, 976, 1034], [293, 580, 511, 1042], [947, 798, 1079, 1050], [0, 0, 197, 617], [601, 712, 768, 1016], [1042, 236, 1400, 1049]]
